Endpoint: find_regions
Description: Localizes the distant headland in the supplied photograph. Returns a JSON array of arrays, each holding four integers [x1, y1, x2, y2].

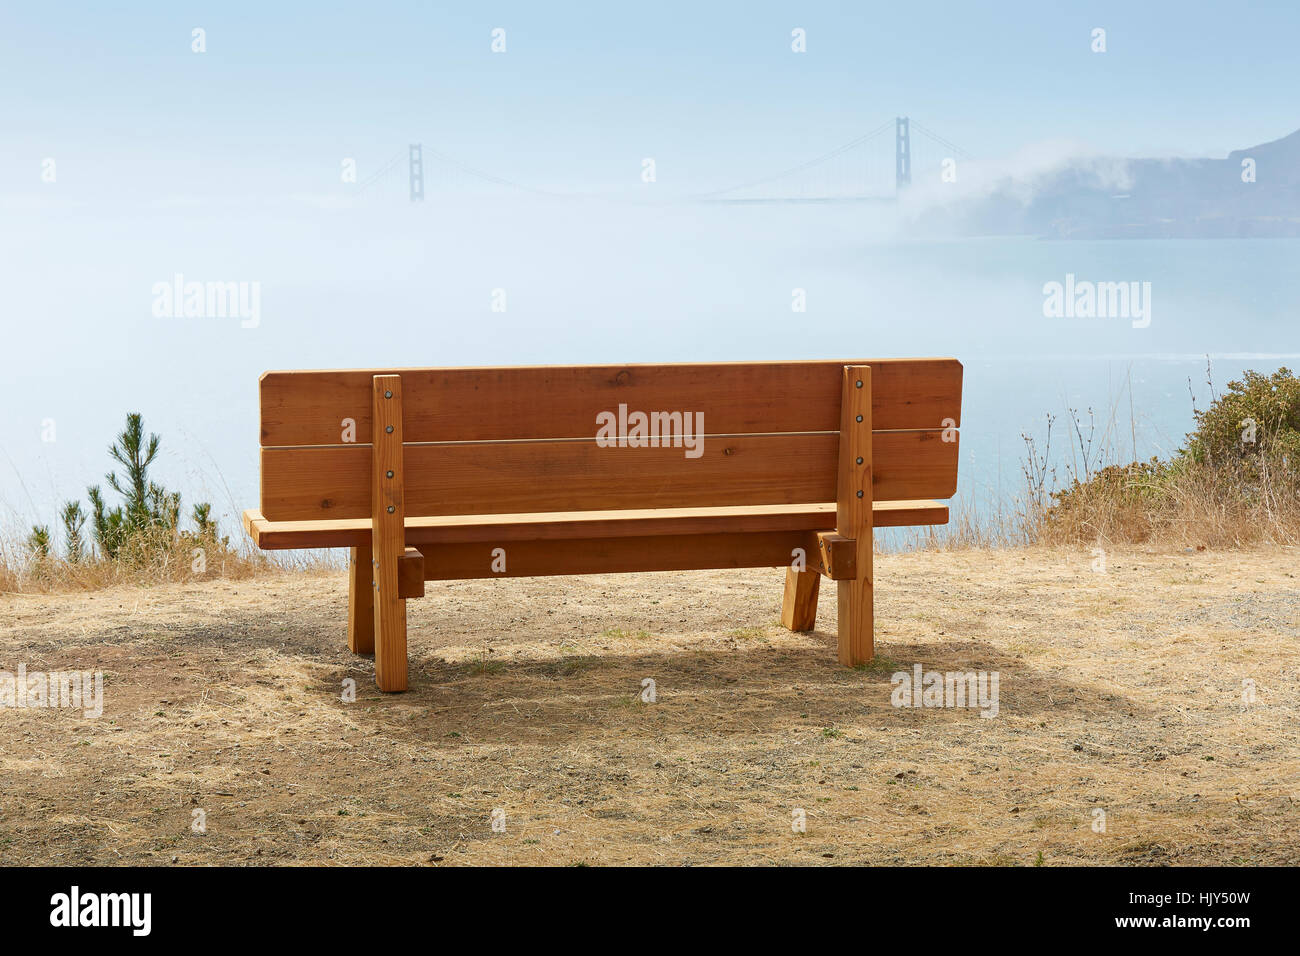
[[915, 127, 1300, 239]]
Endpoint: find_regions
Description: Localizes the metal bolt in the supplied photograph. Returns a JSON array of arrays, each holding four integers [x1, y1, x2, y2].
[[385, 425, 394, 434], [386, 470, 394, 479], [384, 390, 392, 399], [387, 505, 395, 514], [855, 380, 863, 388], [855, 415, 863, 423], [856, 457, 863, 465], [856, 490, 864, 498]]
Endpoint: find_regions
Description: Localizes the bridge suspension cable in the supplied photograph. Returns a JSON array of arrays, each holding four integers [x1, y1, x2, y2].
[[420, 146, 569, 198], [690, 120, 896, 200], [909, 120, 971, 159], [356, 150, 405, 193]]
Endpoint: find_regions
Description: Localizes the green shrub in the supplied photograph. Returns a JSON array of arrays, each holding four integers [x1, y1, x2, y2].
[[34, 412, 219, 563], [81, 413, 209, 560], [60, 501, 86, 563], [1040, 367, 1300, 546], [26, 525, 51, 560], [1182, 367, 1300, 473]]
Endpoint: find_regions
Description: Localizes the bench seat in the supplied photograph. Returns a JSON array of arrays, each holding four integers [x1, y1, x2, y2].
[[242, 500, 949, 550]]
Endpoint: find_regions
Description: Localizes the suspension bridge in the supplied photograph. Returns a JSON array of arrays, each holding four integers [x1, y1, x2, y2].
[[355, 117, 970, 203]]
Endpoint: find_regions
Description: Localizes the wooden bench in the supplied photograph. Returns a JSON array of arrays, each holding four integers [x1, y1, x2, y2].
[[243, 360, 962, 692]]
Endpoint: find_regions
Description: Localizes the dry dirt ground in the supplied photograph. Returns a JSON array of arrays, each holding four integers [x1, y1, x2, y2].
[[2, 546, 1298, 866]]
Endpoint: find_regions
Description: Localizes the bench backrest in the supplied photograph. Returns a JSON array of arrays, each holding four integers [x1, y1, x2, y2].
[[257, 359, 962, 522]]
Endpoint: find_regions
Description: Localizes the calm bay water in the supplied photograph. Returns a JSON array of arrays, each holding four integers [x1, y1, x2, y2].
[[2, 196, 1296, 540]]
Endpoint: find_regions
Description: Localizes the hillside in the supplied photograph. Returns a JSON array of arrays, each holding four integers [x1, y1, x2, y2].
[[921, 126, 1300, 238]]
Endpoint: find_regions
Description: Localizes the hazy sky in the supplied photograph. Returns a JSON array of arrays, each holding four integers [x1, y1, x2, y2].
[[3, 1, 1298, 202]]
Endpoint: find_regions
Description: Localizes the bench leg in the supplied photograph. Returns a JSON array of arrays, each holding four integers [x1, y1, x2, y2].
[[780, 567, 820, 631], [348, 544, 375, 654], [836, 365, 875, 666], [372, 567, 408, 691], [372, 374, 409, 692], [836, 564, 874, 666]]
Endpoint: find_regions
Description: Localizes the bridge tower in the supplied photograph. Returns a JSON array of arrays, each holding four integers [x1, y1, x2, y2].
[[895, 117, 911, 191], [409, 144, 424, 202]]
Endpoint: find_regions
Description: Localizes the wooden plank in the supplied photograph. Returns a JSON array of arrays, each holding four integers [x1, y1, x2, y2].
[[371, 375, 408, 692], [240, 501, 948, 550], [414, 530, 840, 580], [836, 366, 874, 666], [816, 532, 857, 581], [397, 546, 425, 599], [347, 543, 374, 654], [780, 567, 821, 631], [873, 499, 949, 526], [259, 430, 958, 521], [259, 359, 963, 445]]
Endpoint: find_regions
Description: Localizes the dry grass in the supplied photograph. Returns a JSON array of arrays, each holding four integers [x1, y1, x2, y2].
[[2, 546, 1297, 866], [1036, 463, 1300, 550], [0, 530, 336, 595], [1016, 365, 1300, 550], [890, 492, 1037, 551]]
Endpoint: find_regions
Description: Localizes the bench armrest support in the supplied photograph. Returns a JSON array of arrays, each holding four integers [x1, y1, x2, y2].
[[835, 365, 874, 665]]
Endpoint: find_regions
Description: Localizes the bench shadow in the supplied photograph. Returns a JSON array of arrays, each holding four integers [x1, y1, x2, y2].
[[103, 590, 1152, 748], [326, 627, 1151, 748]]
